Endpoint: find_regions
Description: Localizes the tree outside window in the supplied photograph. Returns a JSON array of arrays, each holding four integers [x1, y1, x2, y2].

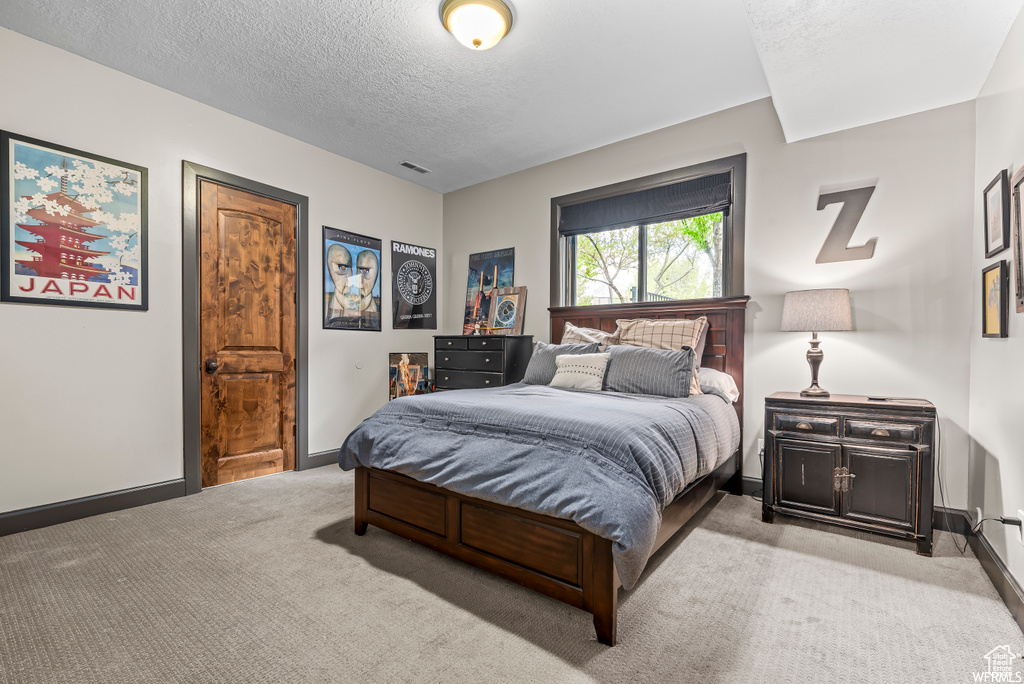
[[574, 212, 723, 305]]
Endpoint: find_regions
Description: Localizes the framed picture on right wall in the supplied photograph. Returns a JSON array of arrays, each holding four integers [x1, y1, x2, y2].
[[1010, 166, 1024, 313], [982, 260, 1009, 338], [984, 169, 1011, 258]]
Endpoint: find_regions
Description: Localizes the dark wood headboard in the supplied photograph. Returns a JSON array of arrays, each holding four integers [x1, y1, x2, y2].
[[549, 295, 749, 424]]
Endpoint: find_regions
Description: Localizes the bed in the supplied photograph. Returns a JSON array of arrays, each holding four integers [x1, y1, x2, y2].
[[339, 296, 748, 645]]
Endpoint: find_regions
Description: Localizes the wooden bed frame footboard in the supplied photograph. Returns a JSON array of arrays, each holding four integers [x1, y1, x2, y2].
[[353, 297, 748, 645], [355, 449, 740, 646]]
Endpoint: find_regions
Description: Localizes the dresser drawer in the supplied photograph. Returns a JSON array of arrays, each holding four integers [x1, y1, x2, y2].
[[435, 337, 468, 351], [435, 369, 502, 390], [468, 337, 502, 351], [437, 349, 503, 372], [775, 413, 839, 436], [844, 420, 921, 443]]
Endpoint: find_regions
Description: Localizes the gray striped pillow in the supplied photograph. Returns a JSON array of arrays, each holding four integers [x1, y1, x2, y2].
[[604, 345, 696, 398], [522, 341, 601, 385]]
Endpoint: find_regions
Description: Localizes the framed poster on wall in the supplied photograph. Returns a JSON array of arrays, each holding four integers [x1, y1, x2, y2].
[[984, 169, 1010, 259], [391, 240, 436, 329], [323, 226, 381, 331], [1, 131, 148, 310], [463, 247, 514, 334], [1010, 166, 1024, 313], [982, 260, 1008, 338]]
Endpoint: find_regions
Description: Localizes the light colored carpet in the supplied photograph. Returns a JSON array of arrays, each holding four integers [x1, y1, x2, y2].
[[1, 466, 1020, 684]]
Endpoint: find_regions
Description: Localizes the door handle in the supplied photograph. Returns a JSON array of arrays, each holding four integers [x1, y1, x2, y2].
[[205, 359, 219, 374]]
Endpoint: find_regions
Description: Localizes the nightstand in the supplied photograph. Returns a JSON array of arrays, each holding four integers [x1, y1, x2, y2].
[[433, 335, 533, 391], [762, 392, 937, 555]]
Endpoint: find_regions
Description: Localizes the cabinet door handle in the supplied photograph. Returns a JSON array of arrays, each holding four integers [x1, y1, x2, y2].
[[871, 428, 890, 437], [796, 421, 812, 430]]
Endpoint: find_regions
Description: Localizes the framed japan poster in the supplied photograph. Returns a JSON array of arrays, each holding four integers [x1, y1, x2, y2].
[[1, 131, 148, 310], [323, 226, 382, 331], [391, 240, 436, 329]]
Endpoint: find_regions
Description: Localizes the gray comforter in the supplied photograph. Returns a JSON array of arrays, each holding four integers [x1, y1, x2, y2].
[[338, 383, 739, 589]]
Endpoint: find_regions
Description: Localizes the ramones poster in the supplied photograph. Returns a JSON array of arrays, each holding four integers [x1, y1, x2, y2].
[[323, 226, 381, 331], [391, 240, 436, 330]]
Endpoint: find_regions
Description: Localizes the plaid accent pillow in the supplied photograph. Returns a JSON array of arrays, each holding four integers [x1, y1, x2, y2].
[[614, 317, 708, 395], [561, 321, 619, 347]]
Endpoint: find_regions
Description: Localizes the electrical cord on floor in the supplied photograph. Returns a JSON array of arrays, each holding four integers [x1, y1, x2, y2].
[[934, 419, 969, 555], [749, 441, 764, 503]]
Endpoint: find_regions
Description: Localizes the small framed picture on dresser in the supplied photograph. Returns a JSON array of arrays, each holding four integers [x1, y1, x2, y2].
[[984, 169, 1011, 258], [982, 260, 1008, 338], [1010, 166, 1024, 312]]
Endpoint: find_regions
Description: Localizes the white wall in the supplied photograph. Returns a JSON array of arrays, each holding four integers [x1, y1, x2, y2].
[[0, 29, 443, 514], [443, 97, 976, 507], [970, 8, 1024, 586]]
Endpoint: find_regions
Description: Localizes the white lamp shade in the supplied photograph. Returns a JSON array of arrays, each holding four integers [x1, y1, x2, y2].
[[442, 0, 513, 50], [780, 289, 853, 332]]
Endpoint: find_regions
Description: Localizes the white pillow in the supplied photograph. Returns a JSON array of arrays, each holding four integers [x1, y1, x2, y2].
[[698, 367, 740, 403], [549, 352, 611, 391]]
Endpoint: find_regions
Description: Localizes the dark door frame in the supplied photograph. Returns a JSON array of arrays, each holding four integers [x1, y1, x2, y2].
[[181, 161, 310, 495]]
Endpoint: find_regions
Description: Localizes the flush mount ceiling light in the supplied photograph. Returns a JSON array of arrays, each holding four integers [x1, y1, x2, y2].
[[441, 0, 513, 50]]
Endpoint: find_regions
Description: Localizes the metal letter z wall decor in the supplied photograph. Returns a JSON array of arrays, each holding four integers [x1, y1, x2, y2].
[[815, 186, 877, 264]]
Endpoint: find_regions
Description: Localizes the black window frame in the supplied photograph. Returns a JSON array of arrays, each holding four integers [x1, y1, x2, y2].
[[550, 153, 746, 307]]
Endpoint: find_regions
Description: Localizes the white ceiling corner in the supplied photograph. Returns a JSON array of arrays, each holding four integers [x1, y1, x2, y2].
[[742, 0, 1024, 142]]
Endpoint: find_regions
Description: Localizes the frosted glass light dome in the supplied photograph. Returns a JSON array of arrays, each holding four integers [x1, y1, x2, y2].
[[442, 0, 513, 50]]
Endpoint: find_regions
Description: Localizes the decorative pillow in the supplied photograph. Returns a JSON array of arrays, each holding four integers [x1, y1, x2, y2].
[[548, 352, 611, 391], [692, 321, 709, 369], [614, 317, 708, 395], [604, 345, 696, 398], [698, 367, 740, 403], [522, 341, 601, 385], [561, 321, 619, 347]]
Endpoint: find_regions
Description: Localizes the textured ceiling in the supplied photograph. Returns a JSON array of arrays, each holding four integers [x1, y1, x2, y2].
[[0, 1, 1020, 193], [0, 0, 770, 193], [743, 0, 1024, 141]]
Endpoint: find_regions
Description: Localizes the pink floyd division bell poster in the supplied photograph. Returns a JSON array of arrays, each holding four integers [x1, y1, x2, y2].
[[1, 131, 148, 310]]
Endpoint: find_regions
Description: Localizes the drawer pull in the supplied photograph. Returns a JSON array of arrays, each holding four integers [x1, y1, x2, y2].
[[481, 341, 488, 346], [796, 421, 812, 430], [484, 358, 491, 363], [485, 380, 491, 385], [871, 428, 890, 437], [444, 376, 450, 381], [447, 341, 453, 346], [444, 357, 449, 362]]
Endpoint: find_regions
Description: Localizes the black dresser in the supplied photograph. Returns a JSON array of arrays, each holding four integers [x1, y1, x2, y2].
[[762, 392, 936, 555], [433, 335, 533, 391]]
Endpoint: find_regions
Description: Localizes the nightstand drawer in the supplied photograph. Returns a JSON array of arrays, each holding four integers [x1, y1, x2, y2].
[[844, 420, 921, 443], [775, 413, 838, 436], [435, 338, 468, 351], [435, 369, 502, 390], [436, 350, 503, 372]]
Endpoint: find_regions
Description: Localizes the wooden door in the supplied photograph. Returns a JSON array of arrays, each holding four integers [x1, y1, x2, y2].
[[774, 438, 841, 516], [841, 445, 916, 531], [199, 180, 296, 487]]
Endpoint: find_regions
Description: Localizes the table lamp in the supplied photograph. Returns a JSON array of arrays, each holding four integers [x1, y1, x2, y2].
[[780, 288, 852, 398]]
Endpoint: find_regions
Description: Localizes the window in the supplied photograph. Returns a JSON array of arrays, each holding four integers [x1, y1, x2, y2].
[[551, 154, 745, 307]]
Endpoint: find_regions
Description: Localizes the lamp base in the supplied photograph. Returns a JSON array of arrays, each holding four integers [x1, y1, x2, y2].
[[799, 384, 830, 398], [801, 333, 830, 398]]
